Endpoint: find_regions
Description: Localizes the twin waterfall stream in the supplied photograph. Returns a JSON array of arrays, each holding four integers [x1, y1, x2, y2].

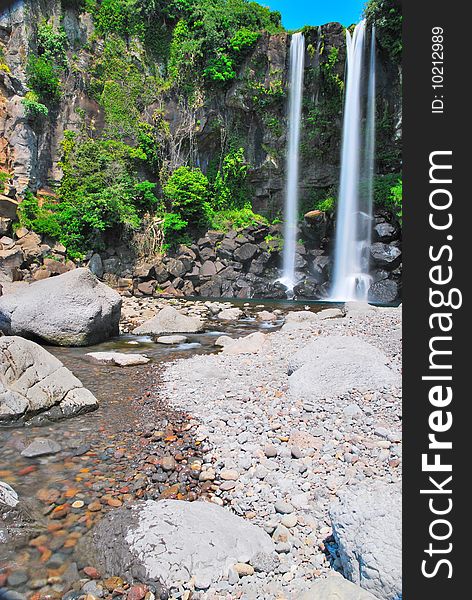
[[281, 21, 377, 301]]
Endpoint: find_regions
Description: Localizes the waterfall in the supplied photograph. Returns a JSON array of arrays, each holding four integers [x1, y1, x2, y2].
[[281, 32, 305, 292], [331, 20, 377, 301]]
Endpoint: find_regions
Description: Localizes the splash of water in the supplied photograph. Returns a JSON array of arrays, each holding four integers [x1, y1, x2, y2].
[[280, 32, 305, 292], [331, 21, 377, 301]]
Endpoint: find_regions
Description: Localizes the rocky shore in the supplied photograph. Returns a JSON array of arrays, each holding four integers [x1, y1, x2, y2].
[[1, 290, 402, 600], [154, 302, 402, 599]]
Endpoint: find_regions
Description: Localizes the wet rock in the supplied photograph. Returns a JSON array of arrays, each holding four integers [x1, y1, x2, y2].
[[87, 499, 275, 590], [369, 279, 400, 304], [0, 268, 121, 346], [85, 352, 150, 367], [21, 438, 62, 457], [370, 243, 402, 269], [217, 308, 242, 321], [0, 337, 98, 424], [133, 307, 204, 335], [155, 335, 188, 345], [330, 482, 402, 600]]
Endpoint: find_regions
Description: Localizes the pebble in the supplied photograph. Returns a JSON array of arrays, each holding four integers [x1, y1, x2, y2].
[[281, 513, 298, 528], [220, 469, 239, 481], [274, 500, 295, 515], [233, 563, 255, 577]]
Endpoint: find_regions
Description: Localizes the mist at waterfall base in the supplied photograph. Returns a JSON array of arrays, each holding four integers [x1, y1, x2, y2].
[[280, 32, 305, 294], [331, 20, 377, 302]]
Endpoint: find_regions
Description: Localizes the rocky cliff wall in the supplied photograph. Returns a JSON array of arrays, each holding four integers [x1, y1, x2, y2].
[[0, 1, 402, 215]]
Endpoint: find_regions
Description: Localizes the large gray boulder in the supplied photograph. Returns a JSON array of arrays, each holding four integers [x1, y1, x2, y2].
[[330, 482, 402, 600], [133, 306, 204, 335], [288, 336, 399, 403], [300, 575, 380, 599], [87, 499, 276, 590], [0, 268, 122, 346], [0, 336, 98, 424]]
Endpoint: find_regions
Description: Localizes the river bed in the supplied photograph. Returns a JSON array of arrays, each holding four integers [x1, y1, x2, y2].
[[0, 300, 334, 598]]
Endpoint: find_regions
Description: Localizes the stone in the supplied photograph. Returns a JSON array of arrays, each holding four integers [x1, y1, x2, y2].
[[166, 258, 187, 278], [288, 336, 400, 403], [374, 222, 398, 243], [274, 501, 294, 515], [369, 279, 400, 304], [222, 332, 266, 355], [300, 574, 379, 599], [0, 246, 23, 282], [87, 500, 276, 590], [284, 311, 318, 324], [0, 268, 122, 346], [200, 261, 217, 277], [214, 335, 233, 348], [220, 469, 239, 481], [263, 445, 278, 458], [16, 231, 42, 260], [370, 243, 402, 269], [217, 308, 242, 321], [281, 514, 298, 528], [0, 336, 98, 424], [250, 551, 279, 573], [234, 243, 258, 263], [21, 438, 62, 457], [87, 253, 104, 279], [155, 335, 188, 345], [330, 482, 402, 600], [233, 563, 254, 577], [133, 307, 204, 335], [257, 310, 277, 322], [85, 352, 150, 367]]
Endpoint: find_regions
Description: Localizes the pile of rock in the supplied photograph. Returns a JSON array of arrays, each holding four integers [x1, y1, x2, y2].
[[369, 211, 402, 303]]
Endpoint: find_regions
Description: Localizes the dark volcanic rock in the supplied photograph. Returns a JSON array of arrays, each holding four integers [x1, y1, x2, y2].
[[370, 243, 402, 269], [234, 243, 258, 263], [369, 279, 401, 304]]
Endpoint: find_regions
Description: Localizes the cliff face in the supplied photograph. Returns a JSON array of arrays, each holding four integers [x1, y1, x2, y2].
[[0, 0, 402, 216]]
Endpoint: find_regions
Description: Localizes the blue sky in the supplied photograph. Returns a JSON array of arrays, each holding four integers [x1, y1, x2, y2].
[[263, 1, 365, 30]]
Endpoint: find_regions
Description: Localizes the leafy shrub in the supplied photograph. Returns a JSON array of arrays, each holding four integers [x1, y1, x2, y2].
[[22, 91, 49, 118], [203, 52, 236, 83], [373, 173, 401, 207], [209, 207, 267, 232], [37, 21, 68, 68], [229, 28, 261, 54], [164, 166, 211, 227], [387, 178, 402, 224], [364, 0, 402, 64], [213, 147, 248, 209], [314, 197, 335, 213], [19, 133, 158, 258], [26, 55, 61, 102]]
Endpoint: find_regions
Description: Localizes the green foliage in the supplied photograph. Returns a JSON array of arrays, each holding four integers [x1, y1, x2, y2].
[[203, 51, 236, 83], [249, 79, 285, 108], [373, 173, 401, 207], [314, 197, 335, 213], [164, 166, 211, 227], [26, 55, 61, 103], [321, 46, 344, 94], [364, 0, 402, 64], [89, 36, 160, 137], [37, 21, 68, 68], [20, 133, 158, 258], [160, 211, 189, 248], [213, 147, 248, 210], [22, 91, 49, 118], [229, 28, 261, 54], [209, 207, 267, 232], [387, 178, 402, 223]]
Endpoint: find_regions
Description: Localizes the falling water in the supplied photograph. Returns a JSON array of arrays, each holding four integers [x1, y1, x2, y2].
[[331, 20, 377, 301], [281, 32, 305, 292]]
